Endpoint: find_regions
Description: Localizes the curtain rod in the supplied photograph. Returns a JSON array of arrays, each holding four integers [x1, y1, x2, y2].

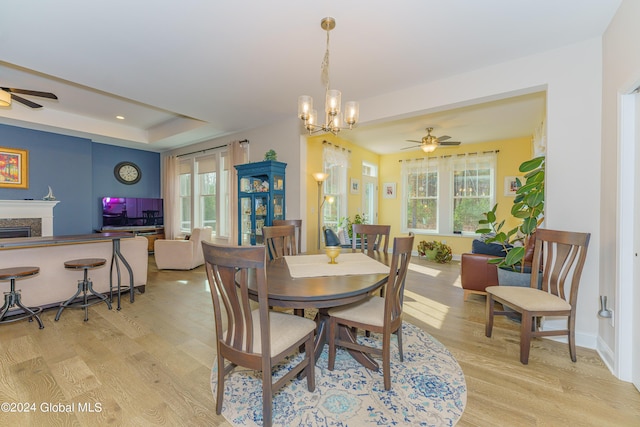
[[398, 149, 499, 162], [322, 139, 351, 153], [177, 139, 249, 158]]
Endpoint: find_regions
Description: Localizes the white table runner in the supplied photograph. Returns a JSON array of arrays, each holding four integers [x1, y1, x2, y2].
[[284, 252, 389, 278]]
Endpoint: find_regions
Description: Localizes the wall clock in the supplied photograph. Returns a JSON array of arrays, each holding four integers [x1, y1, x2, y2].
[[114, 161, 141, 185]]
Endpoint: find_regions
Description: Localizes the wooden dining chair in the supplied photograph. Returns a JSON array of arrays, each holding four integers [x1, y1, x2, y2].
[[262, 225, 297, 260], [202, 242, 316, 427], [273, 219, 302, 252], [351, 224, 390, 252], [327, 234, 414, 390], [485, 229, 591, 364]]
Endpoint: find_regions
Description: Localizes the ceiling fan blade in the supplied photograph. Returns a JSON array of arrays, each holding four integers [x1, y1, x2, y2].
[[437, 135, 451, 142], [401, 145, 419, 150], [2, 88, 58, 100], [405, 140, 421, 143], [439, 141, 461, 146], [11, 94, 43, 108]]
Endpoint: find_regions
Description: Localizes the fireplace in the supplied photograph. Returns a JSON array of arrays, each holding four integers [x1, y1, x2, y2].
[[0, 226, 32, 238], [0, 200, 59, 237]]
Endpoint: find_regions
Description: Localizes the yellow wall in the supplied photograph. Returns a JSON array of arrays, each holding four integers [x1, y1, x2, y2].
[[305, 135, 532, 256], [305, 134, 380, 249]]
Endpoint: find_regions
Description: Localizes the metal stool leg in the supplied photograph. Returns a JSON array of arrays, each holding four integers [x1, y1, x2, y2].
[[55, 280, 84, 321], [56, 265, 112, 322], [0, 279, 44, 329]]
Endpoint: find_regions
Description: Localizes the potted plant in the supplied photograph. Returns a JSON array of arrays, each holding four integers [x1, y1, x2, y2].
[[417, 240, 453, 263], [340, 213, 367, 239], [476, 156, 545, 272]]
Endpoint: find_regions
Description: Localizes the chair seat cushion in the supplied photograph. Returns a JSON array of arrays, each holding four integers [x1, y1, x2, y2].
[[328, 296, 385, 327], [249, 310, 316, 356], [486, 286, 571, 311]]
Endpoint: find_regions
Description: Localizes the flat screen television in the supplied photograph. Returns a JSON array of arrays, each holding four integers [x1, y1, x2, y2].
[[101, 197, 164, 229]]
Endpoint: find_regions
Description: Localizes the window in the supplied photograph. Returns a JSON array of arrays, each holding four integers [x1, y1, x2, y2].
[[179, 149, 230, 237], [404, 158, 439, 232], [322, 143, 349, 230], [452, 155, 493, 232], [402, 152, 496, 235]]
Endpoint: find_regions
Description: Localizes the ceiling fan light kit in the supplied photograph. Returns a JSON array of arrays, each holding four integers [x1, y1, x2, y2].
[[298, 17, 359, 136], [405, 127, 461, 152], [0, 89, 11, 107]]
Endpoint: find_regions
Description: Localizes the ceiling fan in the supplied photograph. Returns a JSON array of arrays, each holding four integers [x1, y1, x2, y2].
[[0, 87, 58, 109], [403, 127, 461, 153]]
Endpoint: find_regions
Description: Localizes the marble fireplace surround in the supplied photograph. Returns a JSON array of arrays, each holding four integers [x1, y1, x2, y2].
[[0, 200, 60, 237]]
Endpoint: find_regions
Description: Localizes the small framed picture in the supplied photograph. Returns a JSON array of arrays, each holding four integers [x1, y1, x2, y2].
[[383, 182, 396, 199], [504, 176, 523, 196], [0, 147, 29, 189], [350, 178, 360, 194]]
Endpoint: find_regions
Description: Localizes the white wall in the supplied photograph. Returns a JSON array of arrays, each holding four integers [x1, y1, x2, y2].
[[601, 0, 640, 379]]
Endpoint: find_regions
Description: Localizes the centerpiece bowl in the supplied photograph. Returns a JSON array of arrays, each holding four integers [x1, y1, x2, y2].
[[325, 246, 341, 264]]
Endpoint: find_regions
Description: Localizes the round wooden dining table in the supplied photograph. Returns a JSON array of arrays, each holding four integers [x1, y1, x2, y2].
[[250, 250, 391, 370]]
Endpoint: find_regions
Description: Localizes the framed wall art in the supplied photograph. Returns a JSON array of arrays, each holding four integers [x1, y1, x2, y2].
[[0, 147, 28, 189], [350, 178, 360, 194], [504, 176, 523, 196], [383, 182, 396, 199]]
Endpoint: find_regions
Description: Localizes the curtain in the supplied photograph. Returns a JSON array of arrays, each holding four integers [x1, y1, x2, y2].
[[227, 140, 249, 244], [162, 155, 180, 239]]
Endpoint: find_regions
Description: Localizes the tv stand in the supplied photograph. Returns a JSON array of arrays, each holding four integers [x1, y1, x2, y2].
[[99, 226, 164, 253]]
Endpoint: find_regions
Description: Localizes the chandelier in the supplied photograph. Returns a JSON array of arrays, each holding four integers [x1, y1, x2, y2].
[[298, 17, 359, 135]]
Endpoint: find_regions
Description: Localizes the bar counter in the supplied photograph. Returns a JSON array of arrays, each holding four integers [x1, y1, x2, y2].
[[0, 232, 136, 309]]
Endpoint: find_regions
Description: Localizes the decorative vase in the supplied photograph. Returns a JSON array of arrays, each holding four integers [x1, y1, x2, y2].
[[325, 246, 340, 264], [424, 249, 438, 260]]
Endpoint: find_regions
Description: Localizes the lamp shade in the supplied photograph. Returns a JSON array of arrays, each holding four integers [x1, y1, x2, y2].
[[313, 172, 329, 182], [0, 90, 11, 107]]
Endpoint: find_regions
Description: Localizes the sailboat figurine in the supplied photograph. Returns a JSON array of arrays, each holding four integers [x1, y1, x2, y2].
[[43, 186, 56, 201]]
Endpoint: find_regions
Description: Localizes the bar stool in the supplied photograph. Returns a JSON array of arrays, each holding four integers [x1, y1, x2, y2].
[[55, 258, 112, 322], [0, 266, 44, 329]]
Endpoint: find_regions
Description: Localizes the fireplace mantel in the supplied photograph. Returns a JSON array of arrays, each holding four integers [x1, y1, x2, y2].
[[0, 200, 60, 236]]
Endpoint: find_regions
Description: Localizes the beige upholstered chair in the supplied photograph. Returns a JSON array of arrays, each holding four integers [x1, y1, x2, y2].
[[154, 227, 213, 270], [202, 242, 315, 427], [485, 229, 591, 364], [272, 219, 302, 252], [327, 234, 414, 390], [351, 224, 390, 252]]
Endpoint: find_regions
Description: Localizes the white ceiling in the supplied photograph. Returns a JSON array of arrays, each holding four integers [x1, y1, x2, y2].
[[0, 1, 620, 154]]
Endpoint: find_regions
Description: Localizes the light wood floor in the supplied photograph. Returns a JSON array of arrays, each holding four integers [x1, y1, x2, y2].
[[0, 256, 638, 426]]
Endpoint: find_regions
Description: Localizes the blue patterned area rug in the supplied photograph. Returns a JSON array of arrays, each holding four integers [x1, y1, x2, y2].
[[210, 322, 467, 426]]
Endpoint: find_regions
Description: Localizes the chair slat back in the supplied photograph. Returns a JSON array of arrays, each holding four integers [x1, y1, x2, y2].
[[351, 224, 391, 252], [273, 219, 302, 252], [262, 225, 297, 260], [530, 229, 590, 306], [202, 242, 269, 357], [384, 235, 414, 324]]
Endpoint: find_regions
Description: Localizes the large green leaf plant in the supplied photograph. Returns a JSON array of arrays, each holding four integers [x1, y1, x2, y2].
[[477, 156, 545, 271]]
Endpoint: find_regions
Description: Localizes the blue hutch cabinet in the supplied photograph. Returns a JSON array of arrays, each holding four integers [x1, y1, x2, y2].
[[235, 160, 286, 245]]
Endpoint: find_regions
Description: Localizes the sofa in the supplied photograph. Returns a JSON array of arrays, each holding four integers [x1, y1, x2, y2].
[[460, 235, 536, 301], [0, 235, 148, 310], [153, 226, 212, 270]]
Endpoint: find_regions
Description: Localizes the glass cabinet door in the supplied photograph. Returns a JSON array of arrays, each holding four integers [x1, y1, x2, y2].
[[254, 195, 268, 245], [273, 195, 284, 221], [240, 196, 252, 245]]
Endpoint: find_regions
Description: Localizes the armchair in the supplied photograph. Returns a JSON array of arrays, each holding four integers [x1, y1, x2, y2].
[[154, 227, 213, 270]]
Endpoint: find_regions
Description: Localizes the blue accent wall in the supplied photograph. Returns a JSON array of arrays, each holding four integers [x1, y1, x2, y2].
[[0, 123, 160, 235]]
